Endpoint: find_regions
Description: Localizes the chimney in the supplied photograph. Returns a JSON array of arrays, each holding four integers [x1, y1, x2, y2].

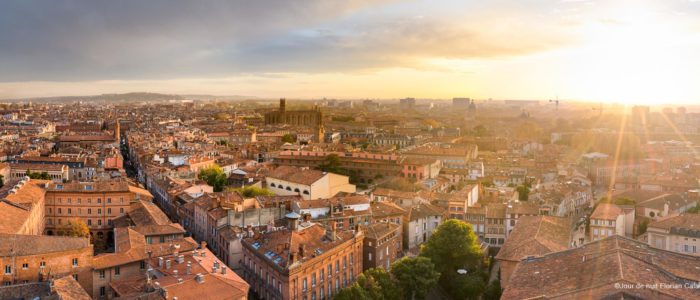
[[201, 250, 206, 257], [299, 244, 306, 259], [195, 273, 205, 284], [221, 267, 227, 275], [177, 255, 184, 264], [212, 266, 218, 273], [290, 251, 298, 264], [165, 260, 171, 270], [158, 257, 164, 267], [173, 244, 180, 257], [200, 241, 207, 250], [303, 214, 311, 222], [326, 221, 337, 241], [161, 287, 168, 299], [186, 262, 192, 275], [286, 212, 301, 231], [173, 270, 178, 277]]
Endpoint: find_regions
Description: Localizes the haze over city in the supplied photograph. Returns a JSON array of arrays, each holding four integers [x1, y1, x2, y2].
[[2, 0, 700, 104], [3, 1, 700, 300]]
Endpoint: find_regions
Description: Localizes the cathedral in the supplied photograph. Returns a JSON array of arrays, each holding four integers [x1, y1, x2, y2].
[[264, 98, 325, 142]]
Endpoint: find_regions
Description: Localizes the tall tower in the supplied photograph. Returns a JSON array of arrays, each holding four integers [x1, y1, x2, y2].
[[279, 98, 286, 112], [114, 119, 120, 142]]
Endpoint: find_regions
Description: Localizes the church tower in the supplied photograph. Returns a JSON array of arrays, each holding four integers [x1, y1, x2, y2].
[[114, 119, 120, 142]]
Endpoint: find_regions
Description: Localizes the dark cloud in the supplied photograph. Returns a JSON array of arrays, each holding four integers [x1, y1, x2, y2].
[[0, 0, 572, 81]]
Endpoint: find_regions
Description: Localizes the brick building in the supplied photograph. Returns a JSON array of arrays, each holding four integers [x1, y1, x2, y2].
[[242, 214, 364, 300], [362, 222, 402, 271]]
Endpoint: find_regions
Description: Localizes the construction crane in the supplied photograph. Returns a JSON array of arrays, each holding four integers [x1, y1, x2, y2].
[[549, 97, 560, 111]]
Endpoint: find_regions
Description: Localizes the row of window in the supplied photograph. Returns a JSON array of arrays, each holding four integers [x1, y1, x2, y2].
[[50, 197, 124, 204], [269, 183, 310, 195], [4, 259, 77, 275], [48, 207, 124, 215], [47, 218, 112, 226]]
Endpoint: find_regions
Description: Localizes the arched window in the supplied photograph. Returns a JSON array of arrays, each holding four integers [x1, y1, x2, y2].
[[303, 190, 310, 195], [270, 183, 276, 188], [294, 188, 300, 193], [286, 186, 292, 191]]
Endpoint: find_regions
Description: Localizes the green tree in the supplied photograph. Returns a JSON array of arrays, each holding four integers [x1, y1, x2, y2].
[[420, 219, 483, 275], [638, 219, 650, 235], [483, 279, 503, 300], [234, 186, 275, 197], [687, 205, 700, 214], [281, 134, 296, 143], [318, 154, 344, 174], [198, 164, 227, 192], [362, 268, 401, 300], [516, 185, 530, 201], [334, 282, 370, 300], [391, 257, 440, 300], [420, 219, 485, 299]]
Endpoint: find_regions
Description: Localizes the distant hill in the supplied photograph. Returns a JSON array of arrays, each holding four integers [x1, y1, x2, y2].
[[1, 92, 257, 103]]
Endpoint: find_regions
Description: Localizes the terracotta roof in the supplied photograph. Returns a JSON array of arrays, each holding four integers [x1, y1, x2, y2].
[[93, 228, 196, 269], [590, 203, 622, 220], [649, 214, 700, 232], [268, 165, 327, 185], [364, 222, 400, 239], [115, 200, 185, 236], [495, 216, 571, 262], [503, 235, 700, 299], [0, 201, 30, 234], [9, 162, 67, 171], [243, 223, 359, 270], [52, 275, 92, 300], [0, 234, 91, 256], [408, 203, 444, 222], [370, 201, 406, 218]]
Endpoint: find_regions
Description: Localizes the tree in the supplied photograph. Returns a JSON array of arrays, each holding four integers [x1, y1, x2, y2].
[[318, 154, 344, 174], [59, 218, 90, 238], [421, 219, 483, 275], [420, 219, 485, 299], [391, 257, 440, 300], [638, 218, 650, 235], [234, 186, 275, 197], [483, 279, 503, 300], [516, 185, 530, 201], [377, 177, 420, 192], [362, 268, 401, 300], [334, 282, 370, 300], [281, 134, 297, 143], [198, 164, 227, 192]]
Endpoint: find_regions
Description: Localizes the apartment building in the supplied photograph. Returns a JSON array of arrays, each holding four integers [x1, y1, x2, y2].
[[242, 215, 364, 300]]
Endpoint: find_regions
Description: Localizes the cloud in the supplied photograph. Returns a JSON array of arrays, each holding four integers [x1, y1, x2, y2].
[[0, 0, 392, 81]]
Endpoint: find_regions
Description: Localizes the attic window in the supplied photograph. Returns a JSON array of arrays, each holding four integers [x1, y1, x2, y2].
[[286, 187, 292, 191], [56, 185, 63, 190], [251, 242, 262, 249], [303, 190, 309, 195], [294, 188, 300, 193], [270, 183, 276, 188], [84, 185, 93, 191]]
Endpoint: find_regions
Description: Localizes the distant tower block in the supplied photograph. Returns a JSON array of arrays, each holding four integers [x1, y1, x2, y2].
[[279, 98, 286, 112]]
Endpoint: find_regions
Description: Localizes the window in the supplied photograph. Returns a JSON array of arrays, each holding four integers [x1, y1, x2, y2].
[[369, 253, 372, 261], [87, 220, 92, 226], [140, 261, 146, 270], [107, 198, 112, 203], [320, 269, 325, 282], [107, 208, 111, 215], [22, 263, 28, 270], [72, 274, 78, 281], [40, 261, 45, 268], [328, 265, 332, 277], [115, 266, 121, 276], [4, 265, 11, 274], [303, 278, 308, 291], [99, 270, 105, 279], [311, 273, 316, 287], [88, 208, 91, 215], [68, 208, 72, 215], [120, 208, 124, 214], [350, 253, 353, 265], [100, 286, 106, 296], [98, 209, 102, 215], [335, 261, 339, 273], [98, 219, 102, 226], [72, 258, 78, 267]]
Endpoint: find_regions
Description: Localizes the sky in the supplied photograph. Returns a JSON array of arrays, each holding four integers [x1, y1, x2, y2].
[[1, 0, 700, 104]]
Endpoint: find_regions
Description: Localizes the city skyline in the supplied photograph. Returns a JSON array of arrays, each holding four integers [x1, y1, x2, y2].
[[2, 0, 700, 104]]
